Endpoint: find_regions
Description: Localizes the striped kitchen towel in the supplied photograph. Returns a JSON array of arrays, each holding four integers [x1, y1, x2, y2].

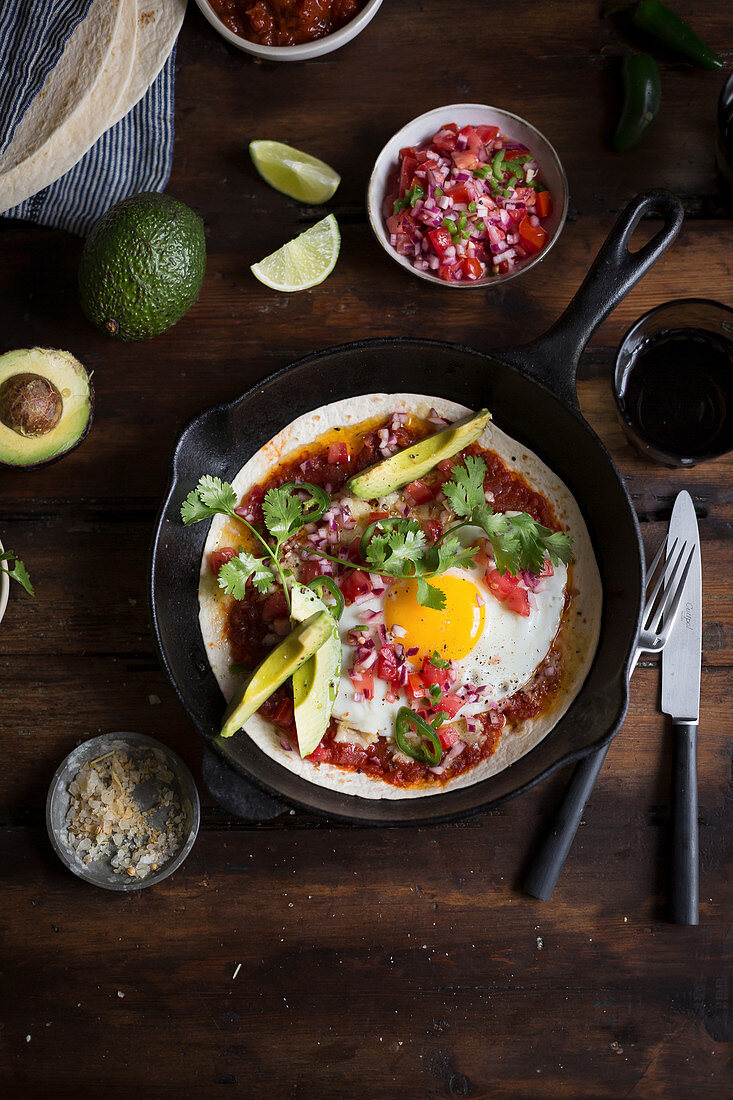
[[0, 0, 95, 155], [2, 50, 176, 237]]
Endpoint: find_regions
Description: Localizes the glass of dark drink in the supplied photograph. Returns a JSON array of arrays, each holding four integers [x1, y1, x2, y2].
[[614, 299, 733, 467]]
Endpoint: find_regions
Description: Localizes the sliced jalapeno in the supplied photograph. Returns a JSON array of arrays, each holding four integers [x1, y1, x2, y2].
[[306, 576, 345, 621], [394, 707, 443, 766], [280, 481, 330, 525]]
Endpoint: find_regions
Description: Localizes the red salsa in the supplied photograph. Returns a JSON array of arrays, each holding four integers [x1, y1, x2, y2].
[[209, 0, 366, 47]]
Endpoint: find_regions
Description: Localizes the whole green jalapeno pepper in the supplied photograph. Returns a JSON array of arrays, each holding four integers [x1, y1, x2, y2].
[[632, 1, 722, 72], [613, 52, 662, 152]]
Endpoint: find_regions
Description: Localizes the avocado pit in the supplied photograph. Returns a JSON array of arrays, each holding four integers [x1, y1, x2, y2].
[[0, 372, 64, 438]]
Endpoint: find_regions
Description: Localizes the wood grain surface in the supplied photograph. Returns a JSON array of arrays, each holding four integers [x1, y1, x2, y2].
[[0, 2, 731, 1097]]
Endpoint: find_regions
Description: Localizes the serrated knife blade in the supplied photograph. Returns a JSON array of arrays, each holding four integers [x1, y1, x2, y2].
[[661, 491, 702, 722]]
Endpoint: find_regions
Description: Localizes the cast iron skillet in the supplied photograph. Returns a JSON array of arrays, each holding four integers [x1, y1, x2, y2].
[[151, 190, 683, 824]]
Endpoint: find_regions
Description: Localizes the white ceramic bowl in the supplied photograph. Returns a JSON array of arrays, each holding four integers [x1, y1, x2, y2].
[[0, 538, 9, 627], [195, 0, 383, 61], [367, 103, 569, 288]]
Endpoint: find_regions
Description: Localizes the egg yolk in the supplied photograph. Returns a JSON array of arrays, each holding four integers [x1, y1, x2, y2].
[[385, 574, 486, 662]]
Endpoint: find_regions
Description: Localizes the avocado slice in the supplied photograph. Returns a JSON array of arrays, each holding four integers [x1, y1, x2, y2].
[[290, 585, 341, 758], [78, 193, 206, 342], [0, 348, 93, 469], [220, 610, 333, 739], [346, 408, 492, 499]]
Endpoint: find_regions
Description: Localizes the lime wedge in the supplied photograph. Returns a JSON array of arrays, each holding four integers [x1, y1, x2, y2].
[[250, 140, 340, 204], [251, 215, 341, 293]]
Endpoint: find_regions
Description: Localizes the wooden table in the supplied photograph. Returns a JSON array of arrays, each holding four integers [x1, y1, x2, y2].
[[1, 3, 731, 1096]]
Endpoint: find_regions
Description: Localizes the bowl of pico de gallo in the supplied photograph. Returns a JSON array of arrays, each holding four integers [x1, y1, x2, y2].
[[368, 104, 568, 287]]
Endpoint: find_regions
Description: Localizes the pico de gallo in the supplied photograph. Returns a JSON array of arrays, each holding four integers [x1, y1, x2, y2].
[[383, 121, 555, 282], [208, 0, 366, 47]]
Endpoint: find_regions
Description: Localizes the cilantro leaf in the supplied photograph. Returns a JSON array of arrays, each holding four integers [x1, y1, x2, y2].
[[262, 486, 303, 544], [428, 535, 478, 576], [218, 552, 275, 599], [0, 551, 34, 596], [416, 576, 446, 611], [365, 519, 427, 576], [181, 475, 237, 524], [442, 455, 487, 518], [506, 514, 573, 575]]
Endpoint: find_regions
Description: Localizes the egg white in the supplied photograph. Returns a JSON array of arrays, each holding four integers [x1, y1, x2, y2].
[[331, 557, 567, 739]]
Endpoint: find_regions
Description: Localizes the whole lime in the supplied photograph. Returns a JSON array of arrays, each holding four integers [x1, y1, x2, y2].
[[78, 192, 206, 342]]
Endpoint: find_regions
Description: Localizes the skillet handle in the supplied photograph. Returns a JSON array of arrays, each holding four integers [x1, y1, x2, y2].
[[494, 190, 683, 409]]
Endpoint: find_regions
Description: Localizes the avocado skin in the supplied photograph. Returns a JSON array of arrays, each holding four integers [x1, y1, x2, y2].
[[0, 348, 94, 470], [78, 193, 206, 342]]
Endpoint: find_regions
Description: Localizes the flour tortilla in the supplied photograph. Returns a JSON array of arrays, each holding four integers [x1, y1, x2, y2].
[[0, 0, 187, 214], [199, 394, 603, 800], [0, 0, 123, 176]]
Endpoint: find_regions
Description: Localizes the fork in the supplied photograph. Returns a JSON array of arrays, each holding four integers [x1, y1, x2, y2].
[[522, 533, 695, 901]]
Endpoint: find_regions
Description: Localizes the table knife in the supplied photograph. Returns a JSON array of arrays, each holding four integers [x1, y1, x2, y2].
[[662, 490, 702, 926]]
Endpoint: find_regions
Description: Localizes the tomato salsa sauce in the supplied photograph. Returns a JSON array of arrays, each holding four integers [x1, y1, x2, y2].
[[208, 0, 366, 47], [219, 412, 569, 789]]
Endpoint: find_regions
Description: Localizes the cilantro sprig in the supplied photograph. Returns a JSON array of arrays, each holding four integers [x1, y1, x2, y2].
[[442, 455, 573, 575], [181, 476, 328, 613], [0, 550, 34, 596]]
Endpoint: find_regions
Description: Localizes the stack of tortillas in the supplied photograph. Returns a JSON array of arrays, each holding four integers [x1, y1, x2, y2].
[[0, 0, 187, 212]]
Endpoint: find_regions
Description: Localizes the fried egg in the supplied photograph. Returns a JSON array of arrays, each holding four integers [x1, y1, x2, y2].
[[331, 553, 567, 739]]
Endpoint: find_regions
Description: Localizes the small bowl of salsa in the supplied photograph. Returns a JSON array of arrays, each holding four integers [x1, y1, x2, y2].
[[195, 0, 383, 61], [368, 104, 568, 288]]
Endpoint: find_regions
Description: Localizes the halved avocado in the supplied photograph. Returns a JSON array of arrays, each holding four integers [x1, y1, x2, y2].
[[220, 610, 333, 739], [290, 585, 341, 758], [0, 348, 93, 468], [346, 408, 492, 499]]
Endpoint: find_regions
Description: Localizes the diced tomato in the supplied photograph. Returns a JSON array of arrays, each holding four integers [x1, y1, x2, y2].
[[210, 547, 236, 575], [438, 693, 464, 718], [513, 187, 536, 206], [498, 261, 509, 274], [506, 587, 531, 617], [377, 647, 400, 684], [404, 479, 434, 505], [447, 183, 471, 205], [437, 458, 457, 476], [540, 558, 554, 577], [262, 590, 288, 620], [506, 206, 525, 226], [369, 510, 389, 524], [422, 658, 450, 691], [438, 262, 459, 281], [518, 216, 548, 254], [462, 257, 483, 280], [535, 190, 552, 219], [407, 673, 424, 700], [386, 210, 416, 237], [308, 742, 330, 762], [350, 670, 374, 699], [327, 441, 348, 464], [425, 519, 443, 543], [432, 124, 458, 152], [298, 559, 325, 584], [486, 569, 520, 603], [341, 570, 371, 603], [398, 155, 417, 196], [452, 150, 479, 171], [428, 227, 453, 258], [474, 547, 494, 573], [458, 125, 483, 154], [475, 124, 500, 144], [438, 727, 461, 751], [272, 698, 294, 729]]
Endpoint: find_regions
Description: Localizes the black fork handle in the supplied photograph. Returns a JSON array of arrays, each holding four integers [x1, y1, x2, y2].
[[523, 743, 610, 900]]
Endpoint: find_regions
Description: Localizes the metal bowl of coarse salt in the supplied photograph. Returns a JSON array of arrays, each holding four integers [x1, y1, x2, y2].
[[46, 732, 200, 891]]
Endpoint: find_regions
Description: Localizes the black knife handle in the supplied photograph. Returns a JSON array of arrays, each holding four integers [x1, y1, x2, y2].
[[671, 720, 699, 926], [523, 743, 610, 900]]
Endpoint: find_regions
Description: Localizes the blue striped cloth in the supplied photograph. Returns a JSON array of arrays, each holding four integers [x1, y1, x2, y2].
[[2, 50, 176, 236], [0, 1, 95, 155]]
